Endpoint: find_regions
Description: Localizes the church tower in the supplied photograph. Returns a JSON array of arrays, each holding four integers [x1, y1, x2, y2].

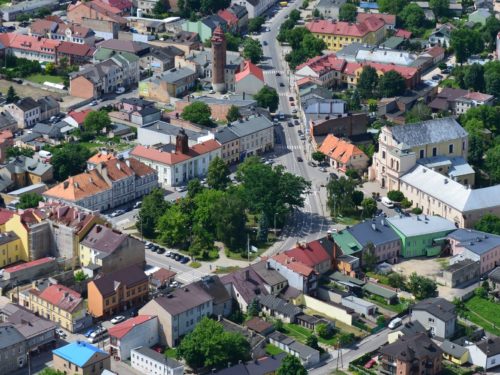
[[211, 25, 226, 93]]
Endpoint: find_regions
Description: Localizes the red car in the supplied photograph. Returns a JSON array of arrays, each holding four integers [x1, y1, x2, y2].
[[152, 344, 165, 353], [364, 359, 376, 369]]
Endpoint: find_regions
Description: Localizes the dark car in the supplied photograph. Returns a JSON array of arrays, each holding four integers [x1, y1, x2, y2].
[[297, 156, 303, 162], [375, 209, 383, 216], [294, 120, 300, 125], [84, 328, 95, 338], [279, 82, 285, 87], [173, 253, 181, 261], [180, 256, 189, 264], [329, 172, 338, 180], [151, 245, 158, 252], [276, 72, 281, 76], [287, 121, 293, 127], [157, 247, 166, 254]]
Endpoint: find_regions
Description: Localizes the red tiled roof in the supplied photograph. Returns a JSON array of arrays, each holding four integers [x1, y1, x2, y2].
[[284, 241, 331, 268], [4, 257, 54, 274], [394, 29, 412, 39], [366, 62, 418, 79], [425, 46, 445, 58], [58, 41, 95, 57], [462, 92, 493, 101], [296, 54, 346, 75], [151, 268, 177, 283], [130, 140, 221, 166], [318, 134, 367, 164], [68, 109, 92, 125], [306, 17, 385, 37], [0, 209, 14, 225], [87, 152, 117, 165], [99, 0, 132, 10], [217, 9, 238, 26], [90, 0, 122, 14], [272, 253, 316, 277], [235, 60, 264, 82], [36, 284, 83, 312], [0, 33, 60, 55], [108, 315, 154, 339], [357, 13, 396, 26]]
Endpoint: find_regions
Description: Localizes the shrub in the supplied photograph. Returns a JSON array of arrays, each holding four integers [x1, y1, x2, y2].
[[400, 197, 412, 209], [387, 190, 405, 202], [411, 207, 423, 214]]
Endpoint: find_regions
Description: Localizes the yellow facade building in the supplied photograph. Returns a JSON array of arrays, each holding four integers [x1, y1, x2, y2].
[[0, 231, 23, 268]]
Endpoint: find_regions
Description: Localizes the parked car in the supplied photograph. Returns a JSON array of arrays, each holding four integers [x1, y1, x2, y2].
[[319, 167, 327, 172], [291, 108, 297, 113], [180, 256, 189, 264], [288, 96, 294, 101], [381, 197, 394, 208], [297, 156, 303, 162], [115, 87, 125, 94], [263, 41, 268, 46], [111, 315, 126, 324], [175, 186, 187, 192], [133, 201, 142, 209], [279, 82, 285, 87], [388, 317, 402, 329], [56, 328, 66, 339], [294, 120, 300, 125], [169, 281, 179, 288], [276, 72, 281, 76], [166, 251, 172, 257], [84, 328, 95, 338], [90, 100, 98, 106], [287, 121, 293, 127], [157, 247, 166, 254], [110, 209, 125, 217]]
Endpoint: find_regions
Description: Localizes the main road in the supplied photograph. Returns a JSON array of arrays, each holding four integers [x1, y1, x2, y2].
[[258, 2, 331, 255]]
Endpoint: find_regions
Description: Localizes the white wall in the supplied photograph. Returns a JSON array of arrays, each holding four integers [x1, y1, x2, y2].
[[115, 317, 159, 359]]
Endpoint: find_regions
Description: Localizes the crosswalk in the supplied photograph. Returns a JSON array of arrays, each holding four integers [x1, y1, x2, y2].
[[275, 144, 307, 150], [263, 69, 284, 75]]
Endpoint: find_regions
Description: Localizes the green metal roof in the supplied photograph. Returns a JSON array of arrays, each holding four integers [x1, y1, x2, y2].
[[363, 283, 397, 299], [94, 49, 139, 63], [333, 230, 363, 255], [330, 271, 365, 286]]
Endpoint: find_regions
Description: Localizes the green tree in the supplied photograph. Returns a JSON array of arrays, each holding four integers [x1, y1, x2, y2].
[[137, 188, 169, 238], [306, 334, 320, 350], [51, 144, 93, 180], [388, 272, 407, 289], [189, 223, 214, 257], [363, 243, 378, 271], [485, 143, 500, 183], [352, 190, 364, 206], [399, 3, 426, 32], [474, 286, 488, 298], [357, 66, 379, 99], [74, 270, 88, 283], [153, 0, 169, 15], [482, 16, 500, 50], [316, 323, 334, 339], [6, 86, 19, 104], [214, 192, 247, 250], [339, 3, 357, 21], [468, 132, 486, 167], [45, 62, 56, 75], [177, 317, 250, 369], [277, 355, 307, 375], [242, 38, 263, 64], [459, 103, 500, 136], [474, 214, 500, 235], [182, 101, 212, 126], [430, 0, 449, 18], [274, 319, 285, 332], [451, 28, 484, 64], [349, 89, 361, 110], [157, 202, 192, 248], [312, 8, 320, 17], [39, 369, 65, 375], [377, 0, 408, 14], [290, 9, 301, 22], [225, 33, 242, 51], [326, 176, 358, 216], [83, 110, 111, 135], [6, 146, 34, 158], [300, 33, 326, 57], [17, 193, 43, 209], [463, 64, 485, 92], [401, 197, 413, 209], [226, 105, 240, 122], [311, 151, 326, 162], [248, 16, 265, 33], [187, 178, 204, 199], [207, 156, 230, 190], [387, 190, 405, 202], [368, 99, 378, 113], [378, 70, 406, 98], [405, 102, 432, 123], [361, 198, 377, 218], [254, 86, 279, 112], [407, 273, 437, 300], [248, 298, 261, 316]]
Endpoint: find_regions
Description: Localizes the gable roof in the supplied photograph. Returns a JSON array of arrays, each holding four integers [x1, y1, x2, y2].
[[348, 216, 400, 247], [258, 294, 302, 317], [108, 315, 155, 339], [53, 341, 108, 367], [318, 134, 367, 164], [68, 109, 92, 125], [43, 169, 111, 202], [81, 224, 127, 254], [35, 284, 83, 312], [58, 41, 95, 57], [251, 260, 287, 286], [413, 297, 455, 321], [380, 333, 442, 362], [306, 17, 385, 37], [441, 340, 468, 358], [235, 60, 264, 83], [447, 229, 500, 256], [271, 253, 316, 277], [284, 240, 331, 268], [150, 284, 213, 316], [132, 346, 183, 369], [91, 265, 147, 298], [221, 266, 269, 304]]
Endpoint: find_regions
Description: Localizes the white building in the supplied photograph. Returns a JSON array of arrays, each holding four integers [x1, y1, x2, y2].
[[231, 0, 277, 18], [130, 130, 222, 187], [454, 92, 495, 115], [109, 316, 159, 360], [467, 337, 500, 370], [131, 346, 184, 375]]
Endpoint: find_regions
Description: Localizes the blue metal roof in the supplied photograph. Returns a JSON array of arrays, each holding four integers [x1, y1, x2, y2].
[[53, 341, 107, 367], [360, 2, 379, 9]]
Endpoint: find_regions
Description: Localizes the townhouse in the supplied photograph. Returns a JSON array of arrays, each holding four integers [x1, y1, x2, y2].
[[67, 1, 127, 27], [0, 155, 53, 193], [79, 224, 145, 276], [306, 17, 386, 52], [43, 157, 157, 212], [130, 130, 221, 187], [221, 266, 270, 312], [139, 285, 214, 347], [20, 282, 87, 332], [218, 4, 248, 33], [87, 265, 149, 318], [467, 337, 500, 370], [131, 347, 184, 375], [231, 0, 277, 18], [53, 341, 111, 375], [0, 232, 29, 268], [318, 134, 369, 172], [411, 298, 456, 339], [29, 18, 96, 46], [181, 14, 227, 42], [429, 88, 494, 115], [0, 325, 28, 373], [109, 315, 159, 360], [139, 67, 197, 104], [268, 254, 318, 294], [5, 97, 40, 129]]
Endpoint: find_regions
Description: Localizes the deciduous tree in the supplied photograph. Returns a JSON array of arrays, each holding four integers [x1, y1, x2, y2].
[[242, 38, 263, 64], [277, 355, 307, 375], [474, 214, 500, 235], [137, 188, 169, 238], [339, 3, 357, 21], [378, 70, 406, 98], [181, 101, 212, 126], [254, 86, 279, 112], [17, 193, 43, 209], [357, 66, 379, 99], [407, 273, 437, 300], [51, 144, 93, 180]]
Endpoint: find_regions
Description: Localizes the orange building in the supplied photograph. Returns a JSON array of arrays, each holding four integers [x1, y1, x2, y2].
[[318, 134, 369, 172], [87, 265, 148, 318]]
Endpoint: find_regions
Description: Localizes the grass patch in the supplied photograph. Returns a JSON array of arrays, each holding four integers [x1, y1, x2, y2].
[[366, 272, 390, 286], [435, 257, 449, 270], [164, 347, 177, 358], [333, 215, 360, 226], [190, 261, 201, 268], [265, 344, 284, 356], [26, 74, 65, 85], [213, 265, 241, 274], [366, 296, 410, 314], [464, 296, 500, 336]]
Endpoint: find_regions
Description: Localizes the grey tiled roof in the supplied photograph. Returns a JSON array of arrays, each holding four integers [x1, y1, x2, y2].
[[214, 127, 239, 144], [258, 294, 302, 317], [447, 229, 500, 256], [132, 346, 183, 369], [228, 115, 273, 137], [389, 117, 467, 149], [347, 216, 400, 247], [413, 297, 455, 322], [441, 340, 468, 358]]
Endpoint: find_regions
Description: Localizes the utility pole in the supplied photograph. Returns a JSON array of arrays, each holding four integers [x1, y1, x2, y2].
[[247, 233, 250, 264]]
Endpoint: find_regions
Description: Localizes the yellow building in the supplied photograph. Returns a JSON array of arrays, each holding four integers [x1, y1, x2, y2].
[[20, 282, 87, 333], [441, 340, 469, 365], [306, 17, 386, 51], [0, 231, 23, 268]]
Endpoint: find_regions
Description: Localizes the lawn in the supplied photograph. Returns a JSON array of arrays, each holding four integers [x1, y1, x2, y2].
[[283, 323, 338, 346], [366, 296, 410, 314], [164, 347, 177, 358], [366, 272, 390, 286], [26, 74, 65, 85], [213, 265, 241, 274], [464, 296, 500, 336], [265, 344, 284, 356]]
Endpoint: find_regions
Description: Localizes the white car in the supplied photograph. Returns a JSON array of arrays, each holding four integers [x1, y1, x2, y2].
[[115, 87, 125, 94], [209, 90, 215, 94], [175, 186, 187, 192], [56, 328, 66, 338], [90, 100, 98, 106], [111, 315, 126, 324]]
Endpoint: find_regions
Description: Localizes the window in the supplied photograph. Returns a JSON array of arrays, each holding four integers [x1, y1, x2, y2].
[[432, 147, 437, 157], [449, 144, 454, 154], [419, 150, 424, 159]]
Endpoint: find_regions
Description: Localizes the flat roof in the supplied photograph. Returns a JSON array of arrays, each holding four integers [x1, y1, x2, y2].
[[386, 214, 456, 237]]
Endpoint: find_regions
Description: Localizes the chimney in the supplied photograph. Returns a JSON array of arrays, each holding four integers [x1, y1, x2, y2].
[[175, 129, 189, 154], [96, 225, 103, 233]]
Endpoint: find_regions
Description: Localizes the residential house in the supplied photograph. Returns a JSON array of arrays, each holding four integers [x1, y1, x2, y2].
[[0, 298, 57, 352], [139, 284, 213, 347], [347, 216, 401, 264], [429, 24, 454, 47], [138, 121, 206, 147], [283, 238, 333, 275], [221, 266, 270, 312], [139, 67, 197, 104], [149, 268, 177, 291], [429, 88, 494, 115], [0, 0, 58, 21], [194, 275, 232, 317], [469, 8, 491, 25], [399, 165, 500, 227], [0, 112, 18, 133], [454, 91, 495, 115], [245, 317, 275, 336], [268, 331, 320, 367], [94, 39, 150, 58], [318, 134, 369, 172], [114, 98, 161, 126], [92, 48, 141, 87], [130, 131, 221, 187], [109, 315, 159, 360], [441, 340, 469, 365], [67, 1, 127, 27], [20, 282, 87, 332], [372, 118, 469, 191], [218, 4, 248, 33], [5, 97, 40, 129], [29, 18, 96, 46], [467, 337, 500, 370], [43, 157, 158, 212], [52, 341, 111, 375], [251, 260, 288, 296], [411, 298, 456, 339], [447, 229, 500, 275], [87, 265, 149, 318], [258, 294, 302, 323], [387, 320, 428, 344], [213, 353, 286, 375], [182, 15, 227, 42], [386, 215, 456, 258], [0, 33, 60, 63], [131, 346, 184, 375], [230, 0, 275, 18], [64, 109, 92, 129], [140, 46, 184, 75], [79, 224, 145, 276], [0, 232, 26, 269], [380, 333, 443, 375], [316, 0, 346, 19], [268, 253, 318, 294], [69, 55, 139, 99], [57, 42, 95, 65], [356, 13, 396, 30], [306, 17, 387, 52], [235, 60, 264, 95], [0, 324, 28, 373], [151, 31, 201, 54], [0, 155, 53, 193], [36, 96, 60, 122]]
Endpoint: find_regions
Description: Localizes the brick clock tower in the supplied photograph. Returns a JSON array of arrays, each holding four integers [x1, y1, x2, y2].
[[211, 25, 226, 94]]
